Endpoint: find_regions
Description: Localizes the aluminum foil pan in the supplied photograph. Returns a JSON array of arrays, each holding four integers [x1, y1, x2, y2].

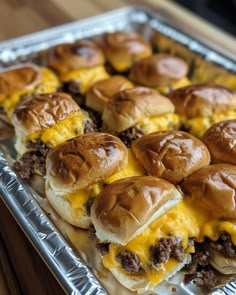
[[0, 5, 236, 295]]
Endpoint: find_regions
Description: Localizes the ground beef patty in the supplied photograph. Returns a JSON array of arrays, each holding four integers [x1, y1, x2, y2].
[[116, 251, 143, 273], [13, 139, 50, 180], [119, 126, 144, 148]]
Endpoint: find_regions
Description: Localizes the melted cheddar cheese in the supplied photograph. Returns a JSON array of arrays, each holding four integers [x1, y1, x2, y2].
[[158, 77, 191, 95], [2, 67, 60, 118], [103, 200, 198, 286], [65, 149, 146, 210], [26, 111, 87, 147], [183, 111, 236, 138], [137, 113, 180, 134], [60, 65, 109, 94]]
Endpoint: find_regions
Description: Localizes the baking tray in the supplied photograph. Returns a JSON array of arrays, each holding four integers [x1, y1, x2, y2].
[[0, 5, 236, 295]]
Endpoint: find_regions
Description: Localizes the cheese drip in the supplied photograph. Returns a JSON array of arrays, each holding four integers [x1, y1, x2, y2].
[[2, 67, 60, 117], [137, 113, 180, 134], [26, 111, 87, 147], [182, 111, 236, 138], [158, 76, 191, 95], [60, 65, 109, 94], [103, 200, 198, 286]]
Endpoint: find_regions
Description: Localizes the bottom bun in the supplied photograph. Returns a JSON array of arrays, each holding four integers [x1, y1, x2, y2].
[[107, 254, 191, 294], [209, 249, 236, 275], [46, 183, 91, 229]]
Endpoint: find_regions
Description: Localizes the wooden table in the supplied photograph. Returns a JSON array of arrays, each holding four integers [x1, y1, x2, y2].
[[0, 1, 235, 294]]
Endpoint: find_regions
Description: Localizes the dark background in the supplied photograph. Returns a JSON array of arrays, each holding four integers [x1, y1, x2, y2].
[[172, 0, 236, 36]]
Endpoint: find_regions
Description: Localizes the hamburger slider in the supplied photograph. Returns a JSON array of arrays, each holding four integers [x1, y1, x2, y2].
[[129, 53, 190, 95], [48, 40, 109, 101], [0, 63, 60, 123], [203, 119, 236, 165], [91, 176, 198, 292], [131, 130, 211, 184], [85, 75, 133, 114], [45, 133, 144, 228], [181, 164, 236, 281], [102, 86, 180, 147], [12, 92, 95, 180], [169, 83, 236, 138], [102, 31, 152, 73]]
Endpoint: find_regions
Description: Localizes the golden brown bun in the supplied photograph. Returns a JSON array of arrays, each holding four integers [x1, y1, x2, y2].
[[48, 40, 105, 74], [12, 92, 80, 135], [103, 31, 152, 72], [129, 54, 188, 87], [85, 75, 133, 113], [181, 164, 236, 219], [169, 83, 236, 117], [203, 119, 236, 165], [0, 64, 41, 102], [102, 86, 175, 132], [132, 130, 211, 184], [46, 133, 128, 193], [91, 175, 182, 245]]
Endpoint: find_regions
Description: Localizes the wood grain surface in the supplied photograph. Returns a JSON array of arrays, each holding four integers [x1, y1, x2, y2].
[[0, 1, 235, 295]]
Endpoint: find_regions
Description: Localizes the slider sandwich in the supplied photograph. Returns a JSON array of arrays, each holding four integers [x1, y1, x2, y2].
[[203, 119, 236, 165], [129, 53, 190, 95], [45, 133, 145, 228], [0, 63, 60, 123], [102, 31, 152, 73], [91, 176, 198, 292], [12, 92, 95, 180], [102, 86, 180, 147], [169, 83, 236, 138], [181, 164, 236, 285], [48, 40, 109, 101], [131, 130, 211, 184]]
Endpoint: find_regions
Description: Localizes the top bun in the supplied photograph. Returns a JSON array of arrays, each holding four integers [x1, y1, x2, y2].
[[129, 53, 188, 87], [48, 40, 105, 74], [181, 164, 236, 219], [12, 92, 80, 135], [102, 86, 174, 132], [0, 64, 41, 102], [203, 119, 236, 165], [46, 132, 128, 193], [102, 31, 152, 72], [85, 75, 133, 113], [131, 130, 210, 184], [91, 175, 182, 245], [169, 83, 236, 117]]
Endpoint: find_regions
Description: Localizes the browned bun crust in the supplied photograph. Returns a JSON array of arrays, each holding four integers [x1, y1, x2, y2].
[[169, 83, 236, 117], [129, 54, 188, 87], [46, 133, 128, 193], [48, 40, 105, 74], [0, 64, 41, 102], [12, 92, 80, 134], [103, 31, 152, 72], [181, 164, 236, 219], [91, 175, 182, 245], [132, 130, 211, 184], [85, 75, 133, 113], [102, 86, 175, 132], [203, 119, 236, 165]]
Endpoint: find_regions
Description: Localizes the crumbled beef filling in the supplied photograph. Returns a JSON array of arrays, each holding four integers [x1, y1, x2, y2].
[[184, 242, 219, 290], [13, 151, 47, 180], [13, 139, 50, 180], [84, 196, 96, 216], [83, 118, 97, 133], [62, 80, 84, 104], [116, 251, 143, 273], [151, 237, 185, 268], [205, 231, 236, 258], [119, 126, 144, 148], [81, 105, 102, 130], [96, 243, 110, 256]]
